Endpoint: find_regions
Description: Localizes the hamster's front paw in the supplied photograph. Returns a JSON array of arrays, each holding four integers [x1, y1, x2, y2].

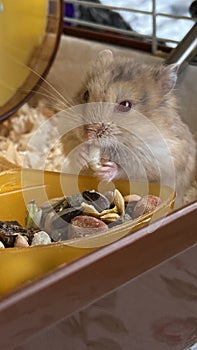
[[94, 161, 120, 182]]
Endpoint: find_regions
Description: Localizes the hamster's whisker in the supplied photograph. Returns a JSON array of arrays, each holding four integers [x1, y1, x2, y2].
[[24, 65, 72, 108], [37, 84, 75, 109], [19, 88, 65, 106], [16, 87, 69, 114], [35, 84, 69, 104], [64, 107, 85, 122], [59, 109, 84, 126]]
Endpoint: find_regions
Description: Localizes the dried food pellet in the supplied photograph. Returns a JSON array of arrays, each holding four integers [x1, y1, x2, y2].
[[69, 215, 108, 239], [132, 195, 162, 219], [72, 215, 108, 229]]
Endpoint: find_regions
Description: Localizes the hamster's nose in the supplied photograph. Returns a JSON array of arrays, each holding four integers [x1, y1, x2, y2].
[[85, 123, 111, 140]]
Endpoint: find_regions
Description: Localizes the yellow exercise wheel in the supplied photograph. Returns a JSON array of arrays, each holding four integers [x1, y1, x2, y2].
[[0, 0, 62, 121]]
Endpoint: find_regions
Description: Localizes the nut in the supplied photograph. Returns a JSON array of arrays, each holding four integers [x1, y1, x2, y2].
[[14, 234, 29, 248], [0, 241, 5, 248]]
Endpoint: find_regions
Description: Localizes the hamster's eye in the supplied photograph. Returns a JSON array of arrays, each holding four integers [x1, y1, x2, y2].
[[117, 100, 133, 112], [83, 90, 89, 102]]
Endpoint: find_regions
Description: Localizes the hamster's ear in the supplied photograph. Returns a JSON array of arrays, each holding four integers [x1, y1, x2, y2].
[[97, 49, 114, 64], [154, 64, 179, 94]]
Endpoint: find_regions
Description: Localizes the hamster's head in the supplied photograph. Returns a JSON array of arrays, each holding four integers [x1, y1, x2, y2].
[[75, 49, 178, 145]]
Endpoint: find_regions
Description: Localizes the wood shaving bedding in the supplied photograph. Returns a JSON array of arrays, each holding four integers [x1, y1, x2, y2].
[[0, 103, 65, 172]]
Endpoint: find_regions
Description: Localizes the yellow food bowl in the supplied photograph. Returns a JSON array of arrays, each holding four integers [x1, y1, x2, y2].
[[0, 169, 175, 297]]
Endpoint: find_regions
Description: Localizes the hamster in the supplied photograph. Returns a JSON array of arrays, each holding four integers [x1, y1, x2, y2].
[[61, 49, 196, 206]]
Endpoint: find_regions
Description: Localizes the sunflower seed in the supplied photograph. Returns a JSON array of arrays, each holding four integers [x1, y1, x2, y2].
[[113, 189, 125, 215]]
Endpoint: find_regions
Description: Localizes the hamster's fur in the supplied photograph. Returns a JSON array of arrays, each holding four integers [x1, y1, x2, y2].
[[61, 50, 196, 206]]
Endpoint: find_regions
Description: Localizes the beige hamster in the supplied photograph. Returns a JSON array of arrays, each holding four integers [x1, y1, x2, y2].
[[61, 50, 196, 206]]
